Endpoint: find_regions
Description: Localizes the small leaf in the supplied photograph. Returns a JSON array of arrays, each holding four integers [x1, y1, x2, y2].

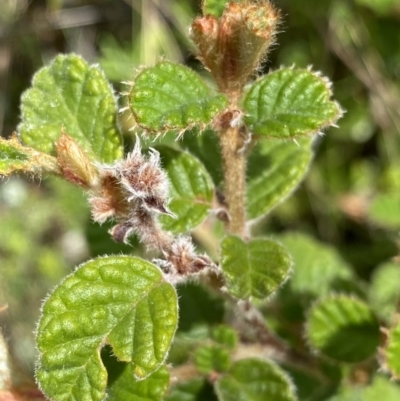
[[19, 54, 123, 163], [157, 146, 214, 233], [215, 358, 297, 401], [243, 68, 342, 138], [368, 262, 400, 322], [201, 0, 228, 17], [220, 236, 292, 300], [106, 357, 170, 401], [247, 137, 313, 219], [128, 61, 228, 133], [36, 256, 178, 401], [306, 295, 380, 363], [384, 319, 400, 379], [211, 326, 238, 350], [194, 345, 231, 374], [277, 232, 354, 297], [0, 134, 59, 177]]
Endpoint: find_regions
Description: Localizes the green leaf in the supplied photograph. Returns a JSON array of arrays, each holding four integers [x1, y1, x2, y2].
[[325, 376, 400, 401], [369, 193, 400, 229], [108, 364, 169, 401], [215, 358, 297, 401], [247, 137, 313, 219], [368, 262, 400, 322], [243, 68, 342, 138], [36, 256, 178, 401], [157, 146, 214, 233], [102, 346, 170, 401], [384, 319, 400, 378], [306, 295, 380, 363], [128, 61, 228, 133], [201, 0, 228, 17], [211, 325, 238, 350], [194, 345, 231, 374], [0, 135, 59, 176], [277, 232, 354, 297], [181, 128, 223, 186], [19, 53, 123, 163], [220, 236, 292, 300], [363, 376, 400, 401]]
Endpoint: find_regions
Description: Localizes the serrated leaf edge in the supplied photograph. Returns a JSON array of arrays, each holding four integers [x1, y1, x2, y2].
[[214, 357, 298, 401], [34, 255, 178, 401], [219, 235, 293, 301], [243, 65, 345, 137], [304, 293, 379, 364], [126, 60, 228, 136]]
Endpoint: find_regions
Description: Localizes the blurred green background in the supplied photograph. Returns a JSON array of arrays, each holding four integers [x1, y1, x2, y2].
[[1, 0, 400, 376]]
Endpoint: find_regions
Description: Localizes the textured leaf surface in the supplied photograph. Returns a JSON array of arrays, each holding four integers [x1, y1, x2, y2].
[[220, 236, 292, 300], [278, 232, 354, 297], [243, 68, 342, 138], [384, 320, 400, 378], [19, 54, 123, 163], [158, 146, 214, 233], [181, 129, 223, 185], [129, 61, 228, 133], [211, 325, 238, 350], [0, 135, 59, 176], [369, 262, 400, 322], [306, 295, 380, 363], [247, 137, 313, 219], [36, 256, 178, 401], [194, 345, 231, 374], [215, 358, 297, 401], [107, 362, 169, 401]]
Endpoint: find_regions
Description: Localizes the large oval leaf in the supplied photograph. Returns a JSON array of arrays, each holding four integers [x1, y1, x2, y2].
[[19, 54, 123, 163], [215, 358, 297, 401], [158, 146, 214, 233], [36, 256, 178, 401], [243, 68, 342, 138], [129, 61, 228, 133], [306, 295, 380, 363], [247, 137, 313, 220], [220, 236, 292, 300]]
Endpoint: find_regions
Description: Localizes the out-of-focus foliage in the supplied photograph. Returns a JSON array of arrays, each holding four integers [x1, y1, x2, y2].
[[1, 0, 400, 399]]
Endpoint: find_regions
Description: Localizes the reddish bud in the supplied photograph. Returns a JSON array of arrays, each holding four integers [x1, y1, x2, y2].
[[191, 1, 280, 96], [89, 172, 128, 224], [163, 236, 214, 275]]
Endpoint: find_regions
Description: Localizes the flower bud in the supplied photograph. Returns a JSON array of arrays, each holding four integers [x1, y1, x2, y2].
[[55, 132, 99, 188], [191, 1, 280, 96]]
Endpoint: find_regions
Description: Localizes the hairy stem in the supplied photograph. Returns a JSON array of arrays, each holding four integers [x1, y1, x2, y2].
[[219, 125, 247, 237]]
